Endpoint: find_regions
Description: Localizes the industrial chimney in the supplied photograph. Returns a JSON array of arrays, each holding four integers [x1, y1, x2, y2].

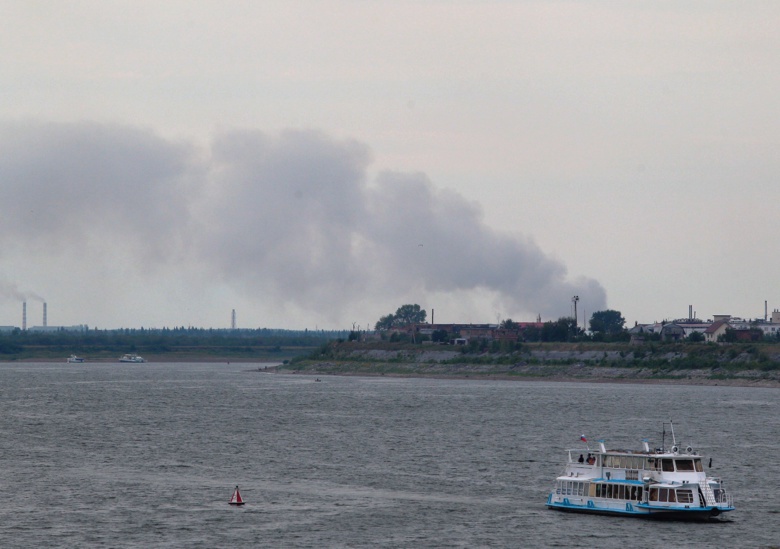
[[22, 302, 27, 331], [43, 302, 47, 327], [231, 309, 236, 330]]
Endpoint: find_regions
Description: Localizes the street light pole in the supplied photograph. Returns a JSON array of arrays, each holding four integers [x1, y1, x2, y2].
[[572, 295, 579, 328]]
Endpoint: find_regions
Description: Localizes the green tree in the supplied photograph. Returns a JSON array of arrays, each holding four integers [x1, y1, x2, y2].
[[541, 317, 580, 341], [687, 331, 705, 342], [500, 319, 519, 330], [374, 314, 396, 331], [431, 329, 449, 343], [394, 304, 426, 325], [589, 309, 626, 335], [374, 304, 427, 331]]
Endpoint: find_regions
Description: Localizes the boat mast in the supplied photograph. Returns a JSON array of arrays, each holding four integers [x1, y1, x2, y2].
[[662, 420, 677, 452]]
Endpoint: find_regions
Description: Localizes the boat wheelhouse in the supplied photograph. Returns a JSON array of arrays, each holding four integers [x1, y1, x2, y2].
[[546, 424, 734, 520]]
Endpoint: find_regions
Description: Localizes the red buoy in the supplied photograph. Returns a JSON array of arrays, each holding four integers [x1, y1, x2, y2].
[[229, 485, 245, 505]]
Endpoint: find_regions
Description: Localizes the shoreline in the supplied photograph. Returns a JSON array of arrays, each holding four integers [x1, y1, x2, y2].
[[269, 366, 780, 388]]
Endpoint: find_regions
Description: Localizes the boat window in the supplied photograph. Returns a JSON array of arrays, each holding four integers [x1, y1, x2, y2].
[[607, 484, 613, 499], [661, 459, 675, 472], [630, 486, 637, 501], [694, 459, 703, 472], [677, 489, 694, 504], [675, 459, 695, 472], [589, 483, 596, 497], [668, 489, 676, 503], [595, 484, 603, 498], [626, 470, 639, 481], [631, 457, 643, 470], [619, 485, 626, 500], [646, 457, 658, 470], [649, 488, 658, 501]]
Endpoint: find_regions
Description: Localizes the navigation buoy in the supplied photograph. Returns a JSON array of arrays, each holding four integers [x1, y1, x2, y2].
[[229, 485, 245, 506]]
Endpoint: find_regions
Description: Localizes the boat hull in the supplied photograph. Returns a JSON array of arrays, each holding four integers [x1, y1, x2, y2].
[[546, 498, 733, 521]]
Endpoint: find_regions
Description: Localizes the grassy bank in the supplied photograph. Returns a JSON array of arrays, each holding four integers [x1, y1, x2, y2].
[[281, 340, 780, 386]]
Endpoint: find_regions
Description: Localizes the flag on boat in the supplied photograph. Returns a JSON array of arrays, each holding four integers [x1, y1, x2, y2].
[[580, 434, 587, 442], [229, 486, 245, 505]]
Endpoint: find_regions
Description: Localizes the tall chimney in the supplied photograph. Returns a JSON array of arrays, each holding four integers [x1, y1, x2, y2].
[[231, 309, 236, 330], [22, 302, 27, 331], [431, 308, 434, 325], [43, 302, 47, 327], [765, 300, 768, 322]]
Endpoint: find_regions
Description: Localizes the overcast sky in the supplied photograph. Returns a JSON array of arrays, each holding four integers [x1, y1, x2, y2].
[[1, 1, 779, 330]]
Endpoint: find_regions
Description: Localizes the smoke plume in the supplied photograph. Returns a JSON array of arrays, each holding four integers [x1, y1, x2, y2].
[[0, 120, 606, 324], [0, 279, 44, 302]]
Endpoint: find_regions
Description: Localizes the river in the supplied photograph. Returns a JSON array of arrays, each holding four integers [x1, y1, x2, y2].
[[0, 362, 776, 547]]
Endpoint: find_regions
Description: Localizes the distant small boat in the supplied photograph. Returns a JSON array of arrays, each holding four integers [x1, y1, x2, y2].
[[229, 486, 245, 506], [119, 354, 146, 363], [67, 355, 85, 363]]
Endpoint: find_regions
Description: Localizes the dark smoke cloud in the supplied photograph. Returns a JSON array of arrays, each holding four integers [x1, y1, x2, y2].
[[0, 120, 606, 322]]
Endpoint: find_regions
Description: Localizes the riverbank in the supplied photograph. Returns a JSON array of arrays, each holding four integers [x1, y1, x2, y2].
[[281, 342, 780, 388], [1, 355, 287, 364], [269, 363, 780, 387]]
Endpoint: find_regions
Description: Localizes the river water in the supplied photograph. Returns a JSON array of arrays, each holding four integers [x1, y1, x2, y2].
[[0, 362, 777, 548]]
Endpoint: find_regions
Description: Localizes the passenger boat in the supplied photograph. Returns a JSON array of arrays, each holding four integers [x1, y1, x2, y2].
[[546, 424, 734, 520], [67, 354, 85, 363], [119, 354, 147, 363]]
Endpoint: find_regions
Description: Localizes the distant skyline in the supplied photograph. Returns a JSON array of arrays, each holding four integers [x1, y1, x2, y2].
[[2, 2, 779, 330]]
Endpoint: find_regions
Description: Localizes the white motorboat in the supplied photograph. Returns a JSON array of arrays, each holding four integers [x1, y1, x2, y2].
[[119, 354, 147, 363], [67, 354, 85, 363]]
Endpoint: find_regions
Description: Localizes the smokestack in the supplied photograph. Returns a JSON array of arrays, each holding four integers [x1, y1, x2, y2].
[[766, 300, 768, 322], [231, 309, 236, 330], [22, 302, 27, 331], [689, 305, 693, 320], [431, 308, 434, 325], [43, 302, 47, 327]]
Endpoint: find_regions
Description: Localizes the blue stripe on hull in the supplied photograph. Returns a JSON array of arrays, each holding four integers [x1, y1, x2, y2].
[[546, 500, 732, 521]]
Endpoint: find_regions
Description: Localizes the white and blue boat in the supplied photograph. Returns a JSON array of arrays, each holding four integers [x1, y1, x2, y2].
[[546, 424, 734, 520]]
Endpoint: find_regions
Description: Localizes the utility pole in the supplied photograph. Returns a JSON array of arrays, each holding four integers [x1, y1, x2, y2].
[[572, 296, 579, 328]]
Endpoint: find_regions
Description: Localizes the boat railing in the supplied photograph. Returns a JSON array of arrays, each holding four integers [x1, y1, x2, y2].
[[710, 483, 733, 508]]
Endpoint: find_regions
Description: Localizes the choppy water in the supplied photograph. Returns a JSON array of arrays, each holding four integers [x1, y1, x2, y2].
[[0, 362, 777, 548]]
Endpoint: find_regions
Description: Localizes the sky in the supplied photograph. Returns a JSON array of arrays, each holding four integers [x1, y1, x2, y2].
[[1, 1, 779, 330]]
